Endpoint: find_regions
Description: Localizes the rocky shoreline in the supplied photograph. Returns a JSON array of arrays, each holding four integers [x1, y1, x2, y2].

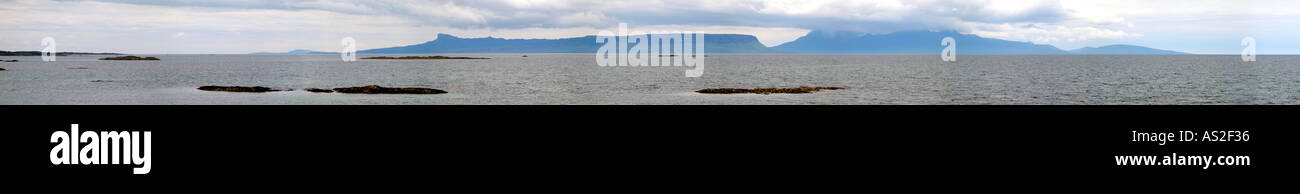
[[100, 56, 161, 60], [197, 86, 282, 93], [304, 88, 335, 93], [361, 56, 488, 60], [697, 87, 844, 94], [331, 85, 447, 94]]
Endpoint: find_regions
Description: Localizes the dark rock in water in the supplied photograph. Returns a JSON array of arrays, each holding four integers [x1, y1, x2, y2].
[[197, 86, 282, 93], [361, 56, 488, 60], [305, 88, 335, 93], [522, 55, 528, 57], [68, 67, 90, 70], [2, 60, 17, 62], [0, 68, 6, 71], [90, 80, 112, 83], [333, 85, 446, 94], [100, 56, 160, 60], [697, 86, 844, 94]]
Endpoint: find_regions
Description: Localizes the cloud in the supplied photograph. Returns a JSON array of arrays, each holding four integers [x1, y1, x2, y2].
[[5, 0, 1300, 53], [967, 23, 1141, 44]]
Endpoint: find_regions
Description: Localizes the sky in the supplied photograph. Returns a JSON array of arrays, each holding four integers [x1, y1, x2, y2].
[[1, 0, 1297, 54]]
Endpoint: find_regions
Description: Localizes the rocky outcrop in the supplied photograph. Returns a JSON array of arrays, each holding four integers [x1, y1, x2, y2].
[[332, 85, 447, 94], [197, 86, 282, 93], [100, 56, 160, 60], [305, 88, 335, 93], [0, 68, 6, 71], [2, 59, 17, 62], [696, 87, 844, 94], [361, 56, 488, 60]]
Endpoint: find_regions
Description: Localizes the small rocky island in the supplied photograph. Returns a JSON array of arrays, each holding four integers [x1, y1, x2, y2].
[[697, 87, 844, 94], [0, 68, 6, 71], [304, 88, 334, 93], [326, 85, 447, 94], [100, 56, 161, 60], [361, 56, 488, 60], [197, 86, 282, 93]]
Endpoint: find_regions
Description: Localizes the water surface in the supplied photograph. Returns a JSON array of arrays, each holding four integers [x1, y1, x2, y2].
[[0, 54, 1295, 104]]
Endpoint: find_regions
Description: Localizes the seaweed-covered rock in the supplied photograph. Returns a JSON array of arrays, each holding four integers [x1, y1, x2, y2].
[[100, 56, 160, 60], [696, 87, 844, 94], [332, 85, 446, 94], [197, 86, 282, 93], [305, 88, 335, 93]]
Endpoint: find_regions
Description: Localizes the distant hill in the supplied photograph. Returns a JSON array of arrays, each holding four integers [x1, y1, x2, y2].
[[359, 33, 770, 54], [771, 30, 1188, 55], [1068, 44, 1188, 55], [772, 30, 1069, 54]]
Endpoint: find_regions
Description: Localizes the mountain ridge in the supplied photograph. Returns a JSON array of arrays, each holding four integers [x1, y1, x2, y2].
[[359, 33, 771, 54], [252, 31, 1188, 55], [1068, 44, 1188, 55]]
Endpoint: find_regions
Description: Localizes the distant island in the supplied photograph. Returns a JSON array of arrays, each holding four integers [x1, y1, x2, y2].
[[100, 56, 160, 60], [1, 50, 125, 56], [1067, 45, 1187, 55], [248, 31, 1188, 55], [358, 33, 771, 54], [772, 30, 1188, 55], [361, 56, 488, 60]]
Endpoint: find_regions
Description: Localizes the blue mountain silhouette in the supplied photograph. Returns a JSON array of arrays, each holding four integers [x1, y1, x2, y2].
[[1068, 44, 1188, 55], [359, 33, 770, 53], [773, 30, 1185, 54], [257, 31, 1187, 55]]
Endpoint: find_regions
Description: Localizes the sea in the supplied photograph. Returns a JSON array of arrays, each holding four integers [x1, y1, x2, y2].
[[0, 54, 1296, 104]]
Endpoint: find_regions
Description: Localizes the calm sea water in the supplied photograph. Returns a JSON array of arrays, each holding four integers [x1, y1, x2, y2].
[[0, 54, 1296, 104]]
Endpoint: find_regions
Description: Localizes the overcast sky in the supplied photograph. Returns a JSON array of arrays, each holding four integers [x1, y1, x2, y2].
[[1, 0, 1297, 54]]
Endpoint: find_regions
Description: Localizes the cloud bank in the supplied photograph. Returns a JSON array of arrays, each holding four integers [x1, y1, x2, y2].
[[1, 0, 1296, 53]]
